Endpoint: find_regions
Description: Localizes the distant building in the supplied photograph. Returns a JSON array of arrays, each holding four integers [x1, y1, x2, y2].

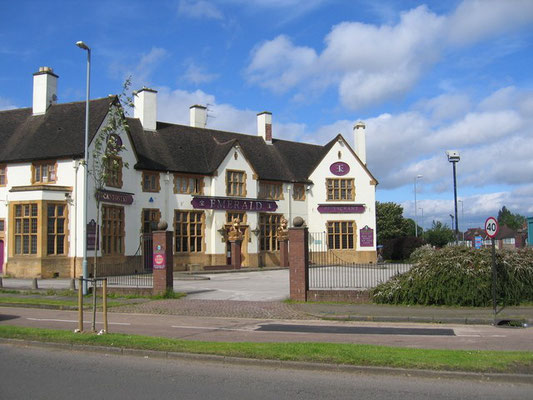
[[0, 66, 378, 278]]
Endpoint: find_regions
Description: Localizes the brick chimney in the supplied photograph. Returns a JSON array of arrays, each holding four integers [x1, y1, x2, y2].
[[32, 67, 58, 115], [134, 87, 158, 131], [190, 105, 207, 128], [257, 111, 272, 144], [354, 121, 366, 165]]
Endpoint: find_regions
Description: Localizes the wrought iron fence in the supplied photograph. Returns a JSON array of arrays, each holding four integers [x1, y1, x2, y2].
[[308, 231, 412, 290], [95, 235, 153, 288]]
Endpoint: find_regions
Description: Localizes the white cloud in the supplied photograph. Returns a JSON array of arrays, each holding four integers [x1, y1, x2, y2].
[[183, 60, 219, 84], [178, 0, 223, 20], [0, 97, 16, 111], [245, 0, 533, 110]]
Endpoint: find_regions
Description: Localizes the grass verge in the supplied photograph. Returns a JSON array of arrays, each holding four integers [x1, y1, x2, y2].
[[0, 325, 531, 374]]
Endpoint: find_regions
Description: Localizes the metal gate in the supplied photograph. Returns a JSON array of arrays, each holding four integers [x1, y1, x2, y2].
[[308, 232, 412, 290]]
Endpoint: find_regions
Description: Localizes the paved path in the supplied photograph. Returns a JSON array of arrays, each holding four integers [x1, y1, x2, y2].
[[1, 306, 532, 351]]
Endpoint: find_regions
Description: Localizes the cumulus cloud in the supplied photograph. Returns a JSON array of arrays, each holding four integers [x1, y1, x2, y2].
[[178, 0, 223, 20], [182, 60, 219, 84], [245, 0, 533, 110]]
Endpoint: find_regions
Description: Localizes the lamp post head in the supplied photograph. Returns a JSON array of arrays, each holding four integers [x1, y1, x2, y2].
[[76, 41, 90, 51], [446, 150, 460, 162]]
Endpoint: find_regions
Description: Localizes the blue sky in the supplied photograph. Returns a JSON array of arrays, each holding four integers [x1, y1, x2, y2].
[[2, 0, 533, 231]]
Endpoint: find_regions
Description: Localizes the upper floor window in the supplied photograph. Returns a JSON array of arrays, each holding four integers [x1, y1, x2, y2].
[[142, 208, 161, 234], [0, 218, 5, 232], [105, 155, 123, 188], [293, 184, 305, 201], [226, 170, 246, 197], [0, 165, 6, 186], [142, 171, 160, 192], [326, 178, 354, 201], [258, 181, 283, 200], [32, 161, 56, 184], [174, 174, 203, 195]]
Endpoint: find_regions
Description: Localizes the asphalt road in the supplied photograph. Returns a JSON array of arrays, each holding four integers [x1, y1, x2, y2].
[[0, 344, 530, 400], [2, 306, 532, 351]]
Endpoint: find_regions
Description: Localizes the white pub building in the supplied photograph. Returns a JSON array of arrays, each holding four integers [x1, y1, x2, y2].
[[0, 67, 377, 278]]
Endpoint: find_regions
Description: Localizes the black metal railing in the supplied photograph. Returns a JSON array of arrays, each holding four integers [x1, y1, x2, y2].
[[308, 232, 412, 290]]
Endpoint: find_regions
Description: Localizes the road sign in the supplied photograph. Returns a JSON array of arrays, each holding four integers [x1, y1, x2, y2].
[[485, 217, 499, 239]]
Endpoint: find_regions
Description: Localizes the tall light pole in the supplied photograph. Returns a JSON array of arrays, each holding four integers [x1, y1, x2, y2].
[[414, 175, 422, 237], [418, 207, 424, 233], [446, 150, 460, 244], [76, 41, 90, 295]]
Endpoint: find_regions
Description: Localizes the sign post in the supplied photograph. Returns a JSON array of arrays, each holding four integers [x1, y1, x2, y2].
[[485, 217, 499, 319]]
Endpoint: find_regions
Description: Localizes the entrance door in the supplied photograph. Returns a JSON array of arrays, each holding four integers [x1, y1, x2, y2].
[[225, 212, 248, 267], [0, 240, 4, 274]]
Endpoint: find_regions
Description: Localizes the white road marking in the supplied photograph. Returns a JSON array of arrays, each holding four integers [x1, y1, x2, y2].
[[26, 318, 130, 326], [456, 334, 481, 337], [171, 325, 254, 332]]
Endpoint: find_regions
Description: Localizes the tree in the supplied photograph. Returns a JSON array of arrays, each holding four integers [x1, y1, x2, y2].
[[375, 202, 410, 244], [405, 218, 423, 237], [424, 220, 455, 248], [497, 206, 526, 230]]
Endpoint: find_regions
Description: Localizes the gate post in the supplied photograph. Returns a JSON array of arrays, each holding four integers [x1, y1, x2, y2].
[[277, 217, 289, 268], [288, 217, 308, 301], [152, 221, 174, 296]]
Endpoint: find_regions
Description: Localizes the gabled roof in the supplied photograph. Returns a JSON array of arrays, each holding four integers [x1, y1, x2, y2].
[[127, 119, 329, 183], [0, 97, 115, 163]]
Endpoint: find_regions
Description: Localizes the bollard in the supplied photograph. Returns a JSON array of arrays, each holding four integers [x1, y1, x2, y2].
[[77, 276, 83, 332], [32, 278, 38, 290], [70, 278, 76, 291], [103, 279, 108, 333]]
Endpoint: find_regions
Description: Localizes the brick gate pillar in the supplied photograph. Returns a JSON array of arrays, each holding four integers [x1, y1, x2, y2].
[[152, 222, 174, 296], [288, 217, 308, 301]]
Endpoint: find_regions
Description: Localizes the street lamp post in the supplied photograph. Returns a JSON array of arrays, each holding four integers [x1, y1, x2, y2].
[[446, 150, 460, 244], [414, 175, 422, 237], [76, 41, 90, 295], [418, 207, 424, 233], [458, 199, 464, 241]]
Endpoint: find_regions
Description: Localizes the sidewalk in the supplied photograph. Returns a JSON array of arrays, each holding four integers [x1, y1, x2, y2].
[[1, 277, 532, 325]]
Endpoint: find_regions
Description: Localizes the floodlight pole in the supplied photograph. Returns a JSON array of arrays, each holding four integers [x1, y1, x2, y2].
[[446, 151, 460, 245], [76, 41, 91, 295], [414, 175, 422, 237]]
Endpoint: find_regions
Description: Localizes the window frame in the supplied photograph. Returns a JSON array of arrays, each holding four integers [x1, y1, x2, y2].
[[174, 210, 205, 253], [141, 208, 161, 234], [174, 173, 204, 195], [12, 202, 39, 256], [326, 178, 355, 201], [0, 164, 6, 186], [258, 181, 284, 200], [259, 213, 282, 251], [293, 184, 305, 201], [31, 161, 57, 184], [105, 155, 123, 188], [141, 171, 160, 193], [0, 218, 4, 232], [327, 220, 356, 250], [101, 204, 125, 255], [46, 203, 67, 256], [226, 170, 246, 197]]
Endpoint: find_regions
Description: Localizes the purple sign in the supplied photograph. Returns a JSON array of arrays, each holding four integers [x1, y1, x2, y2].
[[317, 204, 365, 214], [330, 162, 350, 176], [360, 226, 374, 247], [86, 219, 99, 251], [191, 196, 278, 212], [95, 189, 134, 205]]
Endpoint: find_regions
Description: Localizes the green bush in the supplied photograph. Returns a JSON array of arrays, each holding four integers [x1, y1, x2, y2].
[[371, 247, 533, 307]]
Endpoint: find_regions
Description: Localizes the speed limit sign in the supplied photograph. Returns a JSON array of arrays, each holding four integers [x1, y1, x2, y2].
[[485, 217, 499, 238]]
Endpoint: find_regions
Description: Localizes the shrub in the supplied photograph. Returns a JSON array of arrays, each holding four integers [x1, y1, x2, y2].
[[371, 247, 533, 307]]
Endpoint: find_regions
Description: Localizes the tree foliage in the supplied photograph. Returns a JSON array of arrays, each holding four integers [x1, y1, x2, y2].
[[376, 202, 410, 244], [497, 206, 526, 230], [423, 220, 455, 248]]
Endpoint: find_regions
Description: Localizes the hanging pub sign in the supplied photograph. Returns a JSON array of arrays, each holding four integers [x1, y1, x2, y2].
[[191, 196, 278, 212], [95, 189, 134, 205], [329, 161, 350, 176], [360, 226, 374, 247], [317, 204, 365, 214]]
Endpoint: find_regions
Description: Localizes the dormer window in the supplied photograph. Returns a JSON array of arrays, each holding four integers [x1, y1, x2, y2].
[[226, 170, 246, 197], [32, 161, 56, 184]]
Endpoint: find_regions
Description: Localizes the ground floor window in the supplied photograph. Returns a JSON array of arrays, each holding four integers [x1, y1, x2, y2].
[[174, 210, 204, 253], [102, 205, 125, 255], [327, 221, 355, 250], [142, 208, 161, 234], [14, 203, 38, 255], [47, 203, 66, 255], [259, 213, 282, 251]]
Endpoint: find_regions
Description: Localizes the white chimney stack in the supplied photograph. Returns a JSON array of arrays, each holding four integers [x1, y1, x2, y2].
[[189, 105, 207, 128], [134, 87, 158, 131], [354, 121, 366, 165], [257, 111, 272, 144], [32, 67, 58, 115]]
